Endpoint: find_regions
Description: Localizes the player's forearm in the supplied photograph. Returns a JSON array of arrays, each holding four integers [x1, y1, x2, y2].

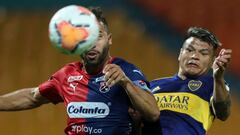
[[213, 77, 230, 101], [0, 88, 44, 111], [213, 77, 231, 121], [122, 80, 159, 122]]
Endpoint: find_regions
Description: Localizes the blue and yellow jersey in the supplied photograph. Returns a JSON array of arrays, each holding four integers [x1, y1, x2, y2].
[[144, 74, 216, 135]]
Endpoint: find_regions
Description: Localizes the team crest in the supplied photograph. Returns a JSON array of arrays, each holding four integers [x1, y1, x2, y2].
[[188, 80, 202, 91], [99, 82, 110, 93], [95, 75, 111, 93]]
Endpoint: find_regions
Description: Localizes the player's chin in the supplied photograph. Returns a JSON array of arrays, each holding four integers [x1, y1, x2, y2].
[[186, 69, 202, 77]]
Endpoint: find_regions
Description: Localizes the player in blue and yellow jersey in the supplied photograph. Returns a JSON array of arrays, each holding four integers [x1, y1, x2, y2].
[[140, 27, 232, 135]]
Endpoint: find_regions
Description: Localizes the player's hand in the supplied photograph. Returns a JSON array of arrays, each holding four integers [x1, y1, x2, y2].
[[128, 107, 143, 135], [128, 107, 142, 123], [212, 49, 232, 79], [103, 64, 130, 87]]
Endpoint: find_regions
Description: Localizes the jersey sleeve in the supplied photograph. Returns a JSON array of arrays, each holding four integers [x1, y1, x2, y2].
[[38, 68, 66, 104], [149, 80, 161, 93], [121, 64, 150, 91], [39, 77, 63, 104]]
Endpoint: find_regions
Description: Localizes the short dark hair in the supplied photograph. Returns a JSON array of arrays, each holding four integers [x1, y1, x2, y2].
[[185, 27, 221, 50], [89, 7, 109, 33]]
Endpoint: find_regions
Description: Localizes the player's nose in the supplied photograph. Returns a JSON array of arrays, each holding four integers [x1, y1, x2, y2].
[[190, 53, 200, 60]]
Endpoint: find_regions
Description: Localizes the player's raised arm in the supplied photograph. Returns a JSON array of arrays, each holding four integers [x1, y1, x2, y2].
[[212, 49, 232, 121], [121, 79, 159, 122], [0, 87, 50, 111], [103, 64, 160, 122]]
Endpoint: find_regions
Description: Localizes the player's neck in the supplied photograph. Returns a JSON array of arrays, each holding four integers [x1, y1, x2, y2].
[[178, 73, 186, 80], [178, 70, 205, 80], [178, 68, 187, 80]]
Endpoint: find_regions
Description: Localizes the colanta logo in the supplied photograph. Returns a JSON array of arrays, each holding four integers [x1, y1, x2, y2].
[[67, 102, 110, 118]]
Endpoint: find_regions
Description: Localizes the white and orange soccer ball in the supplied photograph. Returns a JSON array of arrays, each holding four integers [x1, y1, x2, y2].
[[49, 5, 99, 55]]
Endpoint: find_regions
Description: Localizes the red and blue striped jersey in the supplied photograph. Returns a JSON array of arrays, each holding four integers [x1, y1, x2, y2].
[[39, 57, 149, 135], [143, 74, 217, 135]]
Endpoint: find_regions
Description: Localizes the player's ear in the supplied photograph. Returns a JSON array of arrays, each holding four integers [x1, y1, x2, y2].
[[108, 33, 112, 45], [178, 48, 183, 61]]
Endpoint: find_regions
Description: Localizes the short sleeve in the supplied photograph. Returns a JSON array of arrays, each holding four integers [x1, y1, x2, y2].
[[121, 64, 150, 91], [39, 76, 63, 104]]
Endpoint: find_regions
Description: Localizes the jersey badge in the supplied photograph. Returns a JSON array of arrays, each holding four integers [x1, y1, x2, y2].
[[99, 82, 110, 93], [188, 80, 202, 91]]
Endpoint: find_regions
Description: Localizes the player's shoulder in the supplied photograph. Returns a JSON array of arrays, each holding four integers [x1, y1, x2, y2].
[[150, 75, 178, 88], [53, 61, 81, 76], [112, 57, 146, 78], [150, 76, 176, 93], [63, 61, 81, 69], [151, 76, 176, 85], [112, 57, 138, 69], [112, 57, 133, 66]]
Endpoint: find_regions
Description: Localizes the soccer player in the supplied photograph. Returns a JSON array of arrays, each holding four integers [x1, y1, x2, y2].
[[142, 27, 232, 135], [0, 7, 159, 135]]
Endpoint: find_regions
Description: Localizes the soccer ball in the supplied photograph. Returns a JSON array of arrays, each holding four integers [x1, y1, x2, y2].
[[49, 5, 99, 55]]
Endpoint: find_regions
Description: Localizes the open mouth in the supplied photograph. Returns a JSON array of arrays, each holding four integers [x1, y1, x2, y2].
[[86, 50, 98, 59], [187, 62, 199, 68]]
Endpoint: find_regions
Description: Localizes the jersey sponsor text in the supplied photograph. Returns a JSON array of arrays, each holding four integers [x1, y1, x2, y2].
[[67, 102, 110, 118]]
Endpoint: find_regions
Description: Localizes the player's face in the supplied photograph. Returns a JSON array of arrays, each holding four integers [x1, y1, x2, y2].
[[81, 22, 112, 66], [178, 37, 215, 78]]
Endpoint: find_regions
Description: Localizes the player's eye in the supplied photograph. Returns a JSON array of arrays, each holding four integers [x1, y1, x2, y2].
[[201, 51, 209, 56], [98, 31, 103, 38], [186, 48, 193, 52]]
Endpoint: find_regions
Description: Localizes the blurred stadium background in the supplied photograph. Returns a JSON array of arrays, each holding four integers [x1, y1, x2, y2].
[[0, 0, 239, 134]]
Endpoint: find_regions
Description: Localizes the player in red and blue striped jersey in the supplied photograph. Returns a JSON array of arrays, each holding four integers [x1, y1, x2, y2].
[[39, 56, 157, 135], [0, 7, 159, 135], [142, 27, 232, 135]]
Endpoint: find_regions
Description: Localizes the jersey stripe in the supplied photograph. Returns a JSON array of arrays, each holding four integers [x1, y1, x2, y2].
[[154, 92, 214, 131]]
